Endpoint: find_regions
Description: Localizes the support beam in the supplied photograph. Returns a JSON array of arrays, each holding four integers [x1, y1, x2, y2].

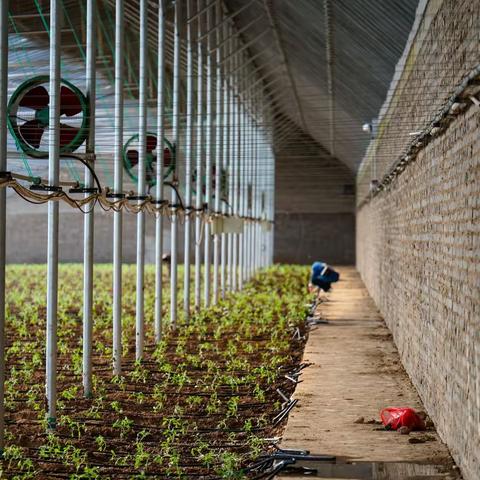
[[194, 0, 204, 311], [135, 0, 148, 360], [220, 17, 229, 298], [0, 0, 8, 453], [262, 0, 307, 133], [183, 0, 194, 321], [155, 0, 166, 343], [219, 30, 268, 66], [112, 0, 124, 376], [170, 0, 181, 328], [198, 0, 256, 41], [212, 0, 222, 304], [46, 0, 61, 430], [324, 0, 335, 157], [82, 0, 95, 399], [203, 1, 214, 306], [208, 16, 261, 53]]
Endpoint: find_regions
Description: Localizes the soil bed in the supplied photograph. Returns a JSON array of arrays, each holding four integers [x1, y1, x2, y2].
[[1, 264, 309, 479]]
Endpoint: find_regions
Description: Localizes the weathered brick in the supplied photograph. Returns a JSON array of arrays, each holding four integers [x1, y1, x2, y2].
[[357, 105, 480, 480]]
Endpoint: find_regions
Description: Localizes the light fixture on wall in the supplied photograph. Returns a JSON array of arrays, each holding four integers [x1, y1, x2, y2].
[[362, 122, 372, 134], [362, 119, 378, 192]]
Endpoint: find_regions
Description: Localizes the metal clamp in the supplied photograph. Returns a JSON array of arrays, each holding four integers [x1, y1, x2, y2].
[[30, 184, 63, 193]]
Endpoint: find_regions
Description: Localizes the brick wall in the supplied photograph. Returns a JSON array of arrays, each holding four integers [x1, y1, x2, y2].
[[357, 0, 480, 202], [357, 91, 480, 479], [356, 0, 480, 476]]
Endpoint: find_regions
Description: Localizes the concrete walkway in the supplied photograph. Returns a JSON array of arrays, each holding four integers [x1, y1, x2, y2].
[[277, 267, 455, 477]]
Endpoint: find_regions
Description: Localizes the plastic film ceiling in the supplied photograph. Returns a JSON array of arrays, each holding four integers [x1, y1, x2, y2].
[[227, 0, 418, 171], [10, 0, 419, 172]]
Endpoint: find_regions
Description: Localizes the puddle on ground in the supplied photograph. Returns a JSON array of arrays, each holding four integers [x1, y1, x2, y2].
[[279, 460, 461, 479]]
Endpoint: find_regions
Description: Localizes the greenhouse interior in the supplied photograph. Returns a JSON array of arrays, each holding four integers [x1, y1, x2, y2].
[[0, 0, 478, 478]]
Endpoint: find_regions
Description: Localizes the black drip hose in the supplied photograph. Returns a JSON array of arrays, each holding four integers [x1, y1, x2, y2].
[[59, 153, 103, 194]]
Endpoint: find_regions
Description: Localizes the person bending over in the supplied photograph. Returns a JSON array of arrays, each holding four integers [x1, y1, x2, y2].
[[309, 261, 339, 292]]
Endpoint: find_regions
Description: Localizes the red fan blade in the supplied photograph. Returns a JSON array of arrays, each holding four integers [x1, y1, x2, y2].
[[59, 123, 80, 147], [163, 148, 172, 167], [60, 86, 82, 116], [19, 86, 49, 110], [126, 150, 139, 167], [19, 119, 45, 148], [146, 135, 157, 152]]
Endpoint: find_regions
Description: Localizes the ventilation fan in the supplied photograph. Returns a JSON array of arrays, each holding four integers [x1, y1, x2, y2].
[[123, 133, 174, 187], [7, 75, 89, 158]]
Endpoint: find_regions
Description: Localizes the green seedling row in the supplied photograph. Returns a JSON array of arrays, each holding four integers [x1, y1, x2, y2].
[[0, 264, 309, 479]]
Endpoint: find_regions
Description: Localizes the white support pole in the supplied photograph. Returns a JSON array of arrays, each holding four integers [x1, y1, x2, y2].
[[256, 144, 270, 269], [155, 0, 166, 343], [83, 0, 95, 398], [46, 0, 61, 430], [244, 65, 250, 285], [112, 0, 124, 376], [220, 18, 229, 299], [249, 104, 262, 276], [232, 43, 241, 291], [212, 0, 222, 304], [249, 95, 262, 277], [231, 39, 237, 291], [0, 0, 8, 452], [135, 0, 148, 360], [247, 113, 253, 281], [203, 1, 214, 306], [255, 89, 266, 274], [227, 27, 234, 292], [237, 59, 245, 292], [170, 0, 181, 328], [270, 145, 275, 265], [194, 0, 204, 311], [251, 118, 260, 275], [183, 0, 194, 322]]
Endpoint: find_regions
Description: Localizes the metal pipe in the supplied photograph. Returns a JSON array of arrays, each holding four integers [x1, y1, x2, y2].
[[220, 17, 229, 299], [46, 0, 61, 431], [194, 0, 204, 311], [238, 67, 283, 97], [226, 27, 234, 292], [244, 119, 250, 288], [198, 0, 256, 41], [170, 0, 181, 328], [0, 0, 7, 452], [82, 0, 95, 399], [230, 39, 238, 291], [229, 49, 263, 78], [269, 145, 275, 265], [135, 0, 148, 360], [155, 0, 166, 343], [235, 60, 270, 99], [183, 0, 194, 321], [232, 42, 241, 292], [212, 0, 222, 304], [252, 113, 267, 274], [112, 0, 124, 376], [203, 1, 214, 306], [219, 30, 268, 66], [238, 57, 246, 291], [247, 114, 253, 281], [187, 0, 215, 23], [262, 0, 307, 132], [208, 16, 261, 53], [325, 0, 335, 157]]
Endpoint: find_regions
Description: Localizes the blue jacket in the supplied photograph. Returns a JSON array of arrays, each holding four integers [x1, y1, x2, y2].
[[311, 261, 339, 285]]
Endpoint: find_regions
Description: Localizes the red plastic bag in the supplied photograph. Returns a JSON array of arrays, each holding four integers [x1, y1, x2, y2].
[[380, 407, 426, 431]]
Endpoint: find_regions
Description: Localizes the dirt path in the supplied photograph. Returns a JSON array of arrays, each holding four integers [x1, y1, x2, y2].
[[277, 267, 456, 477]]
